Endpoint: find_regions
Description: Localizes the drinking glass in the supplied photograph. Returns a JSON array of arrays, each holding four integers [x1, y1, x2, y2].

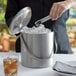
[[3, 55, 18, 76]]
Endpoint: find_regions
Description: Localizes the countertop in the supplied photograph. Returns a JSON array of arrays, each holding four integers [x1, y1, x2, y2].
[[0, 53, 76, 76]]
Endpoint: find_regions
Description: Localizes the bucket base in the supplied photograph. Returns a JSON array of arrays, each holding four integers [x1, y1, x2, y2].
[[21, 51, 53, 68]]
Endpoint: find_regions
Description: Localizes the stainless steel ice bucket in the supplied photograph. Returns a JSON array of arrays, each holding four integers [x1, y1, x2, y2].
[[9, 7, 54, 68], [20, 32, 54, 68]]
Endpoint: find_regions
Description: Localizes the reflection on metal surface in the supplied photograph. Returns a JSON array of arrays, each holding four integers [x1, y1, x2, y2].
[[10, 7, 32, 35]]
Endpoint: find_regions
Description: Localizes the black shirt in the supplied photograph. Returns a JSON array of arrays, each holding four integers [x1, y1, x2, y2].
[[5, 0, 65, 28]]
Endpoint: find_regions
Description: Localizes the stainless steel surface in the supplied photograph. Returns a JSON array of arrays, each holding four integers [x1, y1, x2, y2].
[[35, 16, 50, 27], [21, 32, 54, 68], [10, 7, 32, 35]]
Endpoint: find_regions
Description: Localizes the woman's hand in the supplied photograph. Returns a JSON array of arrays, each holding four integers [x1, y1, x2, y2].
[[49, 0, 72, 20]]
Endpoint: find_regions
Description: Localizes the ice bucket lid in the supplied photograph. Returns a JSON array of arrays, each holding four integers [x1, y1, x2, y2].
[[10, 7, 32, 35]]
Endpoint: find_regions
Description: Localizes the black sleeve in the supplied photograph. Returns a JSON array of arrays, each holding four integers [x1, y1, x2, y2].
[[5, 0, 19, 27]]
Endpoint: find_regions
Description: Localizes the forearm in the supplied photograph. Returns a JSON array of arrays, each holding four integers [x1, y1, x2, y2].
[[66, 0, 76, 3], [65, 0, 76, 8]]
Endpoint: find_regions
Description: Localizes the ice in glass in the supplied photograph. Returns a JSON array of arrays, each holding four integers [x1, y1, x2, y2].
[[3, 57, 18, 76]]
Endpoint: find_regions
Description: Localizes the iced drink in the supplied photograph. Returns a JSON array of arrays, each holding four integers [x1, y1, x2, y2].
[[3, 57, 18, 76]]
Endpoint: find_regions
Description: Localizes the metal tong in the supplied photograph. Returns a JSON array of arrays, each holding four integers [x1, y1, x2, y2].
[[35, 15, 51, 27]]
